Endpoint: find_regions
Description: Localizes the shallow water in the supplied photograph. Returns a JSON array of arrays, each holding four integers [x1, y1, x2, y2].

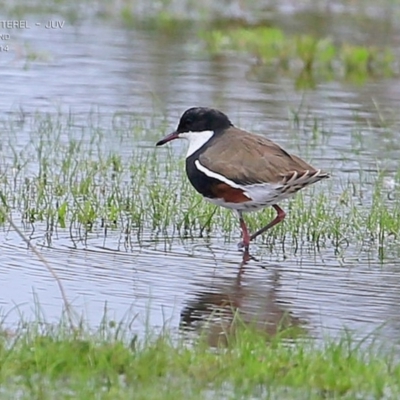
[[1, 1, 400, 346]]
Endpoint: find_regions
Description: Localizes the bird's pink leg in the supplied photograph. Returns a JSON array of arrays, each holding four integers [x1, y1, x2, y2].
[[237, 211, 250, 250], [250, 204, 286, 241]]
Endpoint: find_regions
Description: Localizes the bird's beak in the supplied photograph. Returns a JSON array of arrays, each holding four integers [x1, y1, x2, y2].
[[156, 131, 179, 146]]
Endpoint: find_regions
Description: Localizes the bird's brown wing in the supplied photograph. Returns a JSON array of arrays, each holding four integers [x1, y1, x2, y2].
[[198, 127, 317, 185]]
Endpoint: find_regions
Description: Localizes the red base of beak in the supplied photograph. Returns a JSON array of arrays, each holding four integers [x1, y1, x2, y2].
[[156, 131, 179, 146]]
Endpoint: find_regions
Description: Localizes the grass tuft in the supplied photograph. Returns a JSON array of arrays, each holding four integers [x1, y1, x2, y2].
[[201, 26, 397, 86], [0, 316, 398, 398]]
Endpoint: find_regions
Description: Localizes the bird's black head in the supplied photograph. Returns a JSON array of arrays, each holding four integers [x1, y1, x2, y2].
[[156, 107, 232, 146], [176, 107, 232, 133]]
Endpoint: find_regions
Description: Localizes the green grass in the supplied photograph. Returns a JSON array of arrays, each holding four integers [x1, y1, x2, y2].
[[0, 110, 399, 256], [0, 315, 399, 399], [201, 26, 396, 86]]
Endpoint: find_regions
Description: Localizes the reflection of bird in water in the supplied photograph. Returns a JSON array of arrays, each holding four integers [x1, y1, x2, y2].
[[180, 251, 306, 346]]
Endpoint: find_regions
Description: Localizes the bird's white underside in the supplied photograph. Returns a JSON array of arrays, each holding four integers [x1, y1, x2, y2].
[[180, 130, 215, 157], [194, 160, 288, 212]]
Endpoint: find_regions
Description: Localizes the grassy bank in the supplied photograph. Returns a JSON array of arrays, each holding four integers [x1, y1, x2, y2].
[[201, 26, 396, 87], [0, 111, 399, 255], [0, 317, 398, 399]]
